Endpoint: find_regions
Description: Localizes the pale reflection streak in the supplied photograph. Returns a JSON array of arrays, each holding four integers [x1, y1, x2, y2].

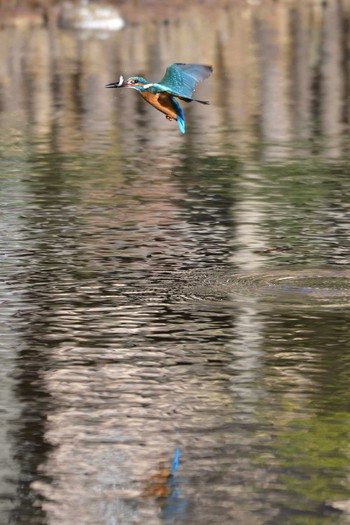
[[230, 166, 268, 271], [257, 4, 292, 158], [319, 0, 344, 157], [228, 304, 265, 419], [290, 3, 312, 141]]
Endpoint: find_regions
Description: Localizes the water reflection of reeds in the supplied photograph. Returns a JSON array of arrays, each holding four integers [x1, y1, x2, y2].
[[0, 1, 349, 156]]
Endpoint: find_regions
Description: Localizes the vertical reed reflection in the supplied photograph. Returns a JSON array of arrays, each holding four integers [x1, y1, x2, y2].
[[290, 3, 312, 139], [319, 0, 344, 155], [256, 3, 292, 148]]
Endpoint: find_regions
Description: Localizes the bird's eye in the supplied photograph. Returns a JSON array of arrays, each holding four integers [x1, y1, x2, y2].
[[128, 79, 137, 85]]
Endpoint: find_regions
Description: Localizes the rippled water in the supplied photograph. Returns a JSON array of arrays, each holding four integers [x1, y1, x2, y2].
[[2, 4, 350, 524]]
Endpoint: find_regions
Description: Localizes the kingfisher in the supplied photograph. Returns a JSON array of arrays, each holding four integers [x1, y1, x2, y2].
[[106, 63, 213, 134]]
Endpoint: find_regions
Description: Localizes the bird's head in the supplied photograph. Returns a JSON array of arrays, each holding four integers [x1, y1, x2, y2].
[[106, 75, 151, 91]]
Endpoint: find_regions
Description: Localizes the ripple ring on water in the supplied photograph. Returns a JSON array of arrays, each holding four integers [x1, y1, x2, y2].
[[181, 268, 350, 308]]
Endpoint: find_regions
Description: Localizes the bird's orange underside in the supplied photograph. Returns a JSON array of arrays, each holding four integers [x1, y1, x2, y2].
[[140, 91, 178, 120]]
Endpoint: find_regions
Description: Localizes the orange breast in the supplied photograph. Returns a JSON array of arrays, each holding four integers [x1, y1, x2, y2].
[[140, 91, 178, 120]]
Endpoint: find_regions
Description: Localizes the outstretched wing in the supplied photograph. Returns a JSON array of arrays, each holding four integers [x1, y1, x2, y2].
[[156, 63, 212, 99]]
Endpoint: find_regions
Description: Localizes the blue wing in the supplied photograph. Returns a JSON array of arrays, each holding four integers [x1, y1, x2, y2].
[[155, 63, 212, 99]]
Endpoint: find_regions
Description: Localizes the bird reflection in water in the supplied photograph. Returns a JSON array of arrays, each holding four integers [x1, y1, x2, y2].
[[142, 448, 187, 520]]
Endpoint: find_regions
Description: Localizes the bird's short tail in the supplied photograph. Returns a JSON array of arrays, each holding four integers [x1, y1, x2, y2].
[[171, 448, 180, 475], [177, 113, 185, 134], [171, 97, 186, 134]]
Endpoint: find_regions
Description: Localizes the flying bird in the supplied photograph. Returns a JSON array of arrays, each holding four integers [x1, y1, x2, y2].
[[106, 63, 213, 134]]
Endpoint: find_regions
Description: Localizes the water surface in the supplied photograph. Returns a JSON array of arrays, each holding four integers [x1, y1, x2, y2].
[[2, 4, 350, 524]]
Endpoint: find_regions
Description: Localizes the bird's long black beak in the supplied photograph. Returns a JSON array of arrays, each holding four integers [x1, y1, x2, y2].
[[105, 75, 125, 88]]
